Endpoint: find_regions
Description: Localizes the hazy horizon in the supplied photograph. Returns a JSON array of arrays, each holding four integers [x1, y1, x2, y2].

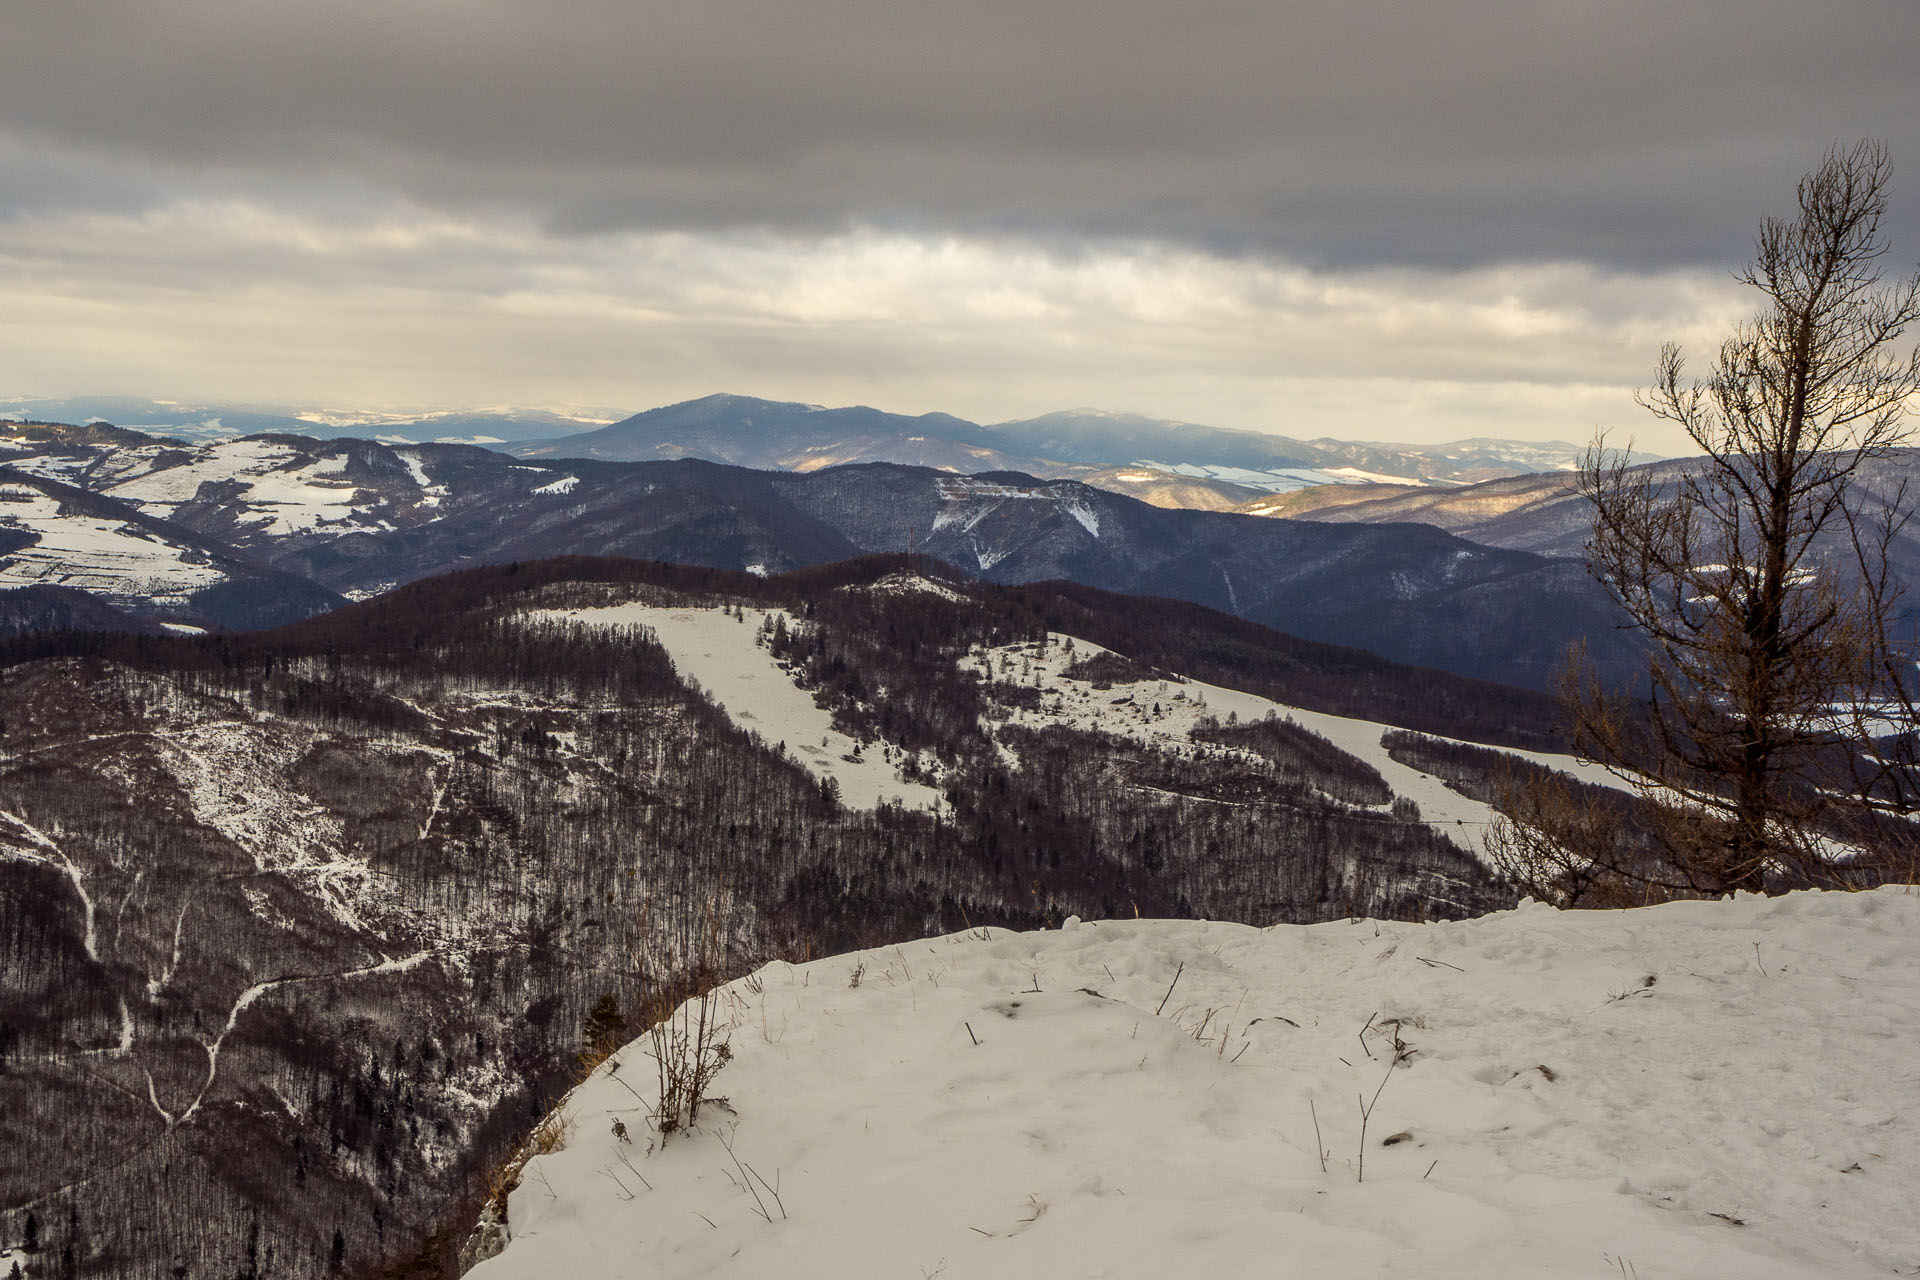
[[0, 389, 1656, 455]]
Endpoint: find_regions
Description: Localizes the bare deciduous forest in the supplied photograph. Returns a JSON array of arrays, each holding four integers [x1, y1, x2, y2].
[[0, 557, 1512, 1278]]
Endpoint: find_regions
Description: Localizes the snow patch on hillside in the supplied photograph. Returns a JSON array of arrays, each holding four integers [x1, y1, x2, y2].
[[0, 488, 228, 601], [1146, 460, 1409, 492], [151, 720, 385, 929], [1063, 497, 1101, 536], [963, 634, 1618, 857], [1325, 465, 1423, 485], [105, 438, 368, 534], [396, 449, 449, 508], [538, 604, 943, 812], [852, 571, 967, 604], [472, 889, 1920, 1280]]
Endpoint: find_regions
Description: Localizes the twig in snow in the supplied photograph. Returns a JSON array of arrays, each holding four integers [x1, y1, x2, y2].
[[719, 1129, 779, 1224], [1359, 1011, 1378, 1060], [1356, 1050, 1400, 1183], [745, 1161, 787, 1221], [615, 1146, 653, 1191], [1156, 962, 1185, 1016], [1310, 1098, 1328, 1174], [1415, 956, 1465, 972], [965, 1021, 979, 1046]]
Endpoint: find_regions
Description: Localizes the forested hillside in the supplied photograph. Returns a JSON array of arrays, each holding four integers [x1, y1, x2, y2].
[[0, 557, 1520, 1278]]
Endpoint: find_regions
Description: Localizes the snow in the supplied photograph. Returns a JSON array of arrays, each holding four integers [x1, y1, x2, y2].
[[961, 634, 1619, 859], [532, 475, 580, 495], [1137, 461, 1434, 494], [103, 438, 369, 534], [472, 889, 1920, 1280], [1324, 465, 1422, 486], [0, 489, 229, 600], [537, 604, 944, 812], [396, 449, 449, 508], [972, 541, 1010, 571], [1063, 498, 1101, 537], [933, 476, 1064, 524], [150, 720, 379, 930], [855, 571, 967, 604], [234, 463, 365, 534]]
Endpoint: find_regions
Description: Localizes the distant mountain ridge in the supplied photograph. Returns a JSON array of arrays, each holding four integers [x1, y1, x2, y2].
[[6, 393, 1654, 499], [514, 394, 1641, 493], [0, 396, 611, 446], [0, 419, 1641, 688]]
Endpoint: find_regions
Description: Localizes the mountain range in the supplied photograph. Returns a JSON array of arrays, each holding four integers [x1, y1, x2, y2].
[[509, 394, 1630, 494], [7, 393, 1657, 498], [0, 419, 1643, 689], [0, 397, 612, 447]]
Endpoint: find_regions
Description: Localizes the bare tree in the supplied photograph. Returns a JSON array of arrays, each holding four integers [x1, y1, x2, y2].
[[1563, 140, 1920, 896]]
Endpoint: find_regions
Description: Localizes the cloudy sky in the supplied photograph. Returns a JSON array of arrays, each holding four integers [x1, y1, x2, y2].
[[2, 1, 1916, 450]]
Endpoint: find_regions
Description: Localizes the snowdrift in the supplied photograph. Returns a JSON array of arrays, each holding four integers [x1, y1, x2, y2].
[[466, 891, 1920, 1279]]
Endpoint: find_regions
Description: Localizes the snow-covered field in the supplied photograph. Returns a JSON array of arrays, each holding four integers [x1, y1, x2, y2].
[[1144, 460, 1423, 493], [536, 602, 1615, 848], [964, 633, 1616, 858], [539, 604, 945, 812], [103, 437, 368, 534], [0, 487, 228, 600], [471, 889, 1920, 1279]]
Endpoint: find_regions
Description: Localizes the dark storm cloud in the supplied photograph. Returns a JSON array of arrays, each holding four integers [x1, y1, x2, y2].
[[3, 0, 1915, 268]]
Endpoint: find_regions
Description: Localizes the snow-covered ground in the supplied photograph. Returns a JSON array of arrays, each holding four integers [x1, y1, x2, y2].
[[963, 634, 1617, 858], [472, 889, 1920, 1280], [537, 604, 944, 812], [103, 437, 367, 534], [0, 486, 228, 600], [1142, 460, 1427, 493]]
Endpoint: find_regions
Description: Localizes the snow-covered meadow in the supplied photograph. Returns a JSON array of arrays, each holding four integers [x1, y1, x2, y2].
[[544, 591, 1621, 854], [962, 631, 1616, 859], [537, 603, 946, 812], [0, 487, 228, 601], [469, 888, 1920, 1279]]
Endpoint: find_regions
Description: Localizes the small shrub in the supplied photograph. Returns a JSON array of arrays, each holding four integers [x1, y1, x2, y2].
[[633, 890, 737, 1139]]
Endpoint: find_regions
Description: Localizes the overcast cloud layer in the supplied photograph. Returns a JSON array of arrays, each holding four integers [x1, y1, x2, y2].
[[3, 1, 1916, 448]]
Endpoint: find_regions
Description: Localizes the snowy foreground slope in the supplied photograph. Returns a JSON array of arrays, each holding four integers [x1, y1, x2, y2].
[[468, 891, 1920, 1279]]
